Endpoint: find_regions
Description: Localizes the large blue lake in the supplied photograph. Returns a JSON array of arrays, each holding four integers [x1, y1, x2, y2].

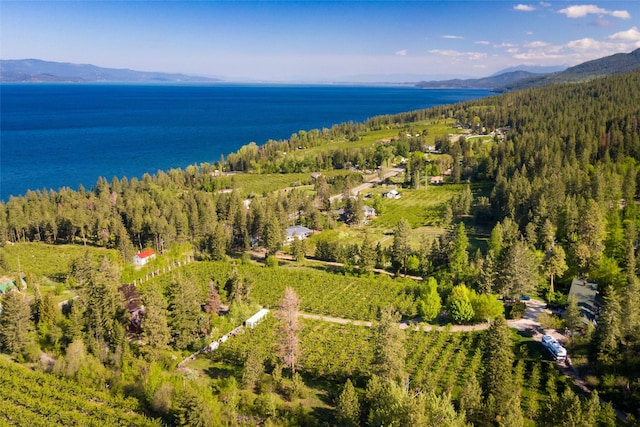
[[0, 84, 490, 199]]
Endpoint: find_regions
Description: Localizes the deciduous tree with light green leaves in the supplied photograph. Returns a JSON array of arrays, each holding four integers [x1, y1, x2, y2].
[[447, 284, 474, 324], [418, 277, 442, 322]]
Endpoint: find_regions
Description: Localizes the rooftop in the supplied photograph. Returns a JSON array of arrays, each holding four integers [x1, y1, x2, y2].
[[568, 278, 600, 324]]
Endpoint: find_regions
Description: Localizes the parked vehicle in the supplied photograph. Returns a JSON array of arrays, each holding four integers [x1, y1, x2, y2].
[[541, 334, 567, 361]]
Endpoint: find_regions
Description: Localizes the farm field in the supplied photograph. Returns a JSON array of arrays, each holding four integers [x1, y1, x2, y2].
[[146, 260, 419, 320], [1, 242, 119, 283], [230, 169, 356, 196], [0, 356, 159, 426], [196, 316, 562, 422]]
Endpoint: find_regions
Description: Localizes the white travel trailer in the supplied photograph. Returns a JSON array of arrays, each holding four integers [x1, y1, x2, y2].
[[541, 334, 567, 361], [245, 308, 269, 328]]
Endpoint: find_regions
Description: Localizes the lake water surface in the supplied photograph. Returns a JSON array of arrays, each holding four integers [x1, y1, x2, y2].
[[0, 84, 491, 199]]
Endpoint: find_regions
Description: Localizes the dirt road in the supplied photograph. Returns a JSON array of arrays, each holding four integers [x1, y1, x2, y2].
[[299, 298, 547, 333], [329, 167, 404, 203]]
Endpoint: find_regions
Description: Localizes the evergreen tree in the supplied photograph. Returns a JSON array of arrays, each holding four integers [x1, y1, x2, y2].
[[449, 221, 469, 283], [564, 293, 582, 338], [82, 257, 121, 354], [174, 385, 211, 427], [241, 350, 265, 392], [344, 194, 364, 225], [496, 239, 539, 299], [336, 379, 360, 427], [598, 401, 617, 427], [482, 317, 514, 423], [371, 306, 406, 382], [543, 244, 568, 294], [573, 198, 606, 275], [0, 291, 33, 355], [392, 218, 412, 276], [208, 221, 228, 261], [141, 284, 171, 360], [499, 393, 524, 427], [458, 370, 482, 424], [621, 275, 640, 345], [359, 233, 376, 276], [169, 275, 203, 350], [263, 209, 283, 257], [594, 286, 622, 368], [291, 233, 306, 261]]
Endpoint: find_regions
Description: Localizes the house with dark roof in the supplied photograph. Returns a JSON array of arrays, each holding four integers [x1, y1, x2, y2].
[[568, 278, 600, 326]]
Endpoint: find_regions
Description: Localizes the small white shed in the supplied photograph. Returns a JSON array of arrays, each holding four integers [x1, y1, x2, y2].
[[245, 308, 269, 328]]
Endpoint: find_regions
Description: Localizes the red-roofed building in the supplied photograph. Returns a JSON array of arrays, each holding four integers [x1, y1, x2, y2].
[[133, 249, 156, 266]]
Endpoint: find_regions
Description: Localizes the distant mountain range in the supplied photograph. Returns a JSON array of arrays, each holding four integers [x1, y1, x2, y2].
[[417, 48, 640, 92], [488, 64, 567, 76], [415, 70, 545, 90], [496, 48, 640, 91], [0, 59, 220, 83]]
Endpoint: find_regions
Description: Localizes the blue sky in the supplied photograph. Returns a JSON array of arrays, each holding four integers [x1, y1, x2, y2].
[[2, 1, 639, 82]]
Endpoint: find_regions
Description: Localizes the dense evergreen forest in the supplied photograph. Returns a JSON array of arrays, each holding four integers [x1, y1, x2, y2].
[[1, 71, 640, 426]]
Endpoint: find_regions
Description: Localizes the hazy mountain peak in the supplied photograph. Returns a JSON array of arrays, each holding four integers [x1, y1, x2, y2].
[[0, 59, 221, 83]]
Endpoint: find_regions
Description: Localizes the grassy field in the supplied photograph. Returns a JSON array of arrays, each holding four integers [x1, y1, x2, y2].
[[1, 242, 119, 283], [230, 169, 355, 196]]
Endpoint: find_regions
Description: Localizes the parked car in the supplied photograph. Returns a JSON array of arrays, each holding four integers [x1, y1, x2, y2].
[[520, 294, 531, 301]]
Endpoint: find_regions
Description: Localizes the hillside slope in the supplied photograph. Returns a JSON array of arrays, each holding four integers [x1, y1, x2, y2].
[[0, 59, 220, 83], [495, 48, 640, 91]]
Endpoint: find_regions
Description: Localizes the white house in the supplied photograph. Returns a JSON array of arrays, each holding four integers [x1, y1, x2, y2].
[[133, 249, 156, 266], [363, 206, 377, 218], [384, 189, 400, 199], [285, 225, 312, 243]]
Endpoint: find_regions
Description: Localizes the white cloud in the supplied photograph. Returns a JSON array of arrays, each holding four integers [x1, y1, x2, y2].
[[474, 40, 490, 45], [429, 49, 486, 60], [514, 4, 536, 12], [525, 41, 549, 48], [441, 35, 464, 40], [558, 4, 630, 19], [567, 37, 606, 50], [395, 49, 407, 56], [608, 26, 640, 41], [429, 49, 461, 57], [539, 2, 551, 7], [611, 10, 631, 19]]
